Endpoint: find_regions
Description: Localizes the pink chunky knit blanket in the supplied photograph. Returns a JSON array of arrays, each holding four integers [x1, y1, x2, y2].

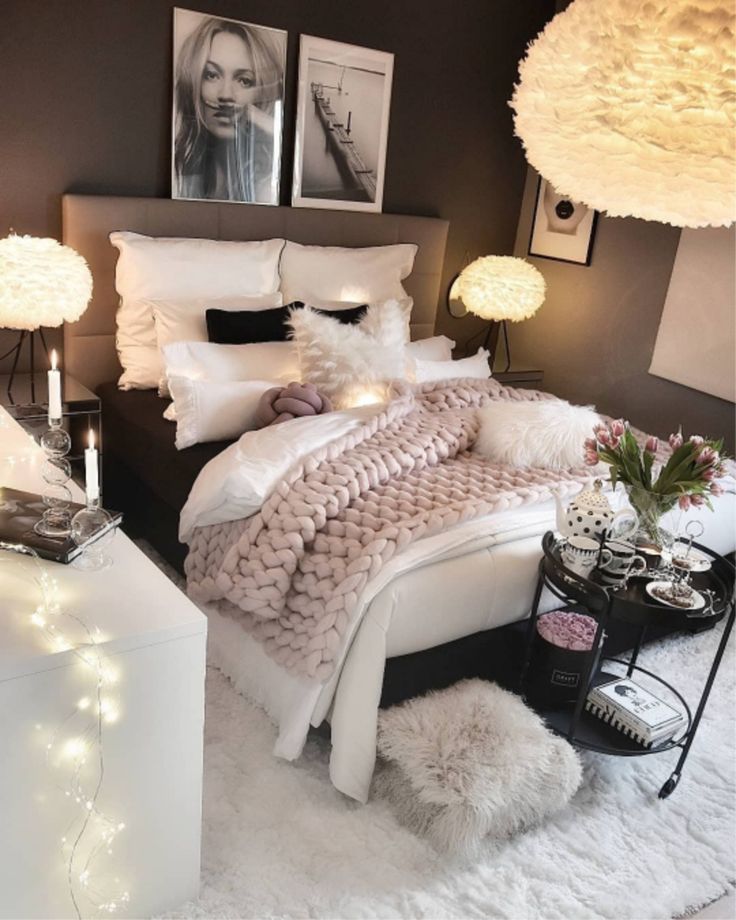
[[186, 378, 592, 682]]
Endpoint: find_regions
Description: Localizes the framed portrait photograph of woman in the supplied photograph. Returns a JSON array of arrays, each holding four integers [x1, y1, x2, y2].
[[172, 8, 287, 205], [291, 36, 394, 212]]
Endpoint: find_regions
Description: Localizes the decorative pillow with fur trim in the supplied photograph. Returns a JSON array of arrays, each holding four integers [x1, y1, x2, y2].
[[474, 399, 600, 470], [288, 300, 410, 409]]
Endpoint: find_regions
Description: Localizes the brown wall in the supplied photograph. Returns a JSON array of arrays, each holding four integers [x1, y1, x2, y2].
[[510, 169, 735, 452], [0, 0, 554, 372], [4, 1, 730, 453]]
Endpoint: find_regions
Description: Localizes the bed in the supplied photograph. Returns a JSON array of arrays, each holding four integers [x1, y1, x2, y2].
[[62, 194, 736, 803]]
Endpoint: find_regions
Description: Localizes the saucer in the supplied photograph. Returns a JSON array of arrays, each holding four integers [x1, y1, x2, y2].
[[646, 580, 706, 611], [671, 544, 711, 573]]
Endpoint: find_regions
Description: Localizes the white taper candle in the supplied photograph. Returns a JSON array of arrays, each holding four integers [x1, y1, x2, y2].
[[48, 349, 62, 423], [85, 428, 100, 504]]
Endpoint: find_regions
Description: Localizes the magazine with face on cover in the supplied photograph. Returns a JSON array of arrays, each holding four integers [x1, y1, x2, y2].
[[0, 486, 122, 564], [585, 698, 684, 746], [588, 678, 684, 732]]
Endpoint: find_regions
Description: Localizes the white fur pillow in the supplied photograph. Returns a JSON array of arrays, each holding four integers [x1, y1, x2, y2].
[[288, 300, 410, 409], [474, 399, 600, 470]]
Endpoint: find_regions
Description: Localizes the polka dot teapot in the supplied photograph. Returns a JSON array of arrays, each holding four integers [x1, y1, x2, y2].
[[555, 480, 638, 541]]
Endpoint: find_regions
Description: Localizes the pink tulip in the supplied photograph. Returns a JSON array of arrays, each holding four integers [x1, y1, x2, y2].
[[597, 430, 611, 447], [697, 447, 717, 465], [644, 436, 659, 454], [711, 482, 724, 497], [609, 434, 620, 450], [690, 494, 705, 508], [669, 431, 683, 450], [678, 495, 691, 511], [594, 422, 607, 434], [584, 450, 599, 466], [689, 435, 704, 448], [611, 419, 625, 438], [702, 468, 715, 481]]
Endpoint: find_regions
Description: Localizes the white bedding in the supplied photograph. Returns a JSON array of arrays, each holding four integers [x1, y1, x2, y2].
[[182, 409, 736, 803]]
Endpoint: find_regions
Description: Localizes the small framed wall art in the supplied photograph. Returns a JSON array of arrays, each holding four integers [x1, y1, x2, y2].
[[292, 35, 394, 212], [528, 177, 599, 265], [172, 7, 287, 205]]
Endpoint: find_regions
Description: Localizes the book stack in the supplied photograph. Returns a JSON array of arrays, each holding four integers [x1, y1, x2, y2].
[[586, 677, 686, 747]]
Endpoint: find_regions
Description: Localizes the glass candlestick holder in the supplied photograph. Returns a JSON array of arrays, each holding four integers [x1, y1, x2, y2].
[[71, 499, 114, 571], [35, 421, 73, 538]]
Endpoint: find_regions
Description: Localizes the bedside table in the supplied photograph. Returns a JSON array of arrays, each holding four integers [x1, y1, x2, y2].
[[0, 372, 102, 485], [0, 404, 206, 918], [493, 369, 544, 389]]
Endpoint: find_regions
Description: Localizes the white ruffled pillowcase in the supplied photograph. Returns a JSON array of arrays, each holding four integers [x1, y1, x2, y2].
[[162, 340, 300, 448], [167, 377, 277, 450]]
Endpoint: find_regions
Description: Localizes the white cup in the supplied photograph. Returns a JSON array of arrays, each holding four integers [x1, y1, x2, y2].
[[562, 536, 612, 578]]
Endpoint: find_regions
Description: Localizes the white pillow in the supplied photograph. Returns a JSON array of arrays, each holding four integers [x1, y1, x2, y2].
[[168, 376, 276, 450], [151, 293, 283, 396], [110, 231, 284, 390], [474, 400, 601, 470], [406, 335, 455, 362], [414, 348, 491, 383], [163, 340, 299, 385], [288, 300, 410, 410], [279, 241, 417, 306]]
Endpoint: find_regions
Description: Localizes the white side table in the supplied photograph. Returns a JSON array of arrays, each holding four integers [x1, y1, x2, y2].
[[0, 406, 207, 919]]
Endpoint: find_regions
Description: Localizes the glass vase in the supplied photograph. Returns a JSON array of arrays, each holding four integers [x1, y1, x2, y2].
[[625, 484, 678, 552]]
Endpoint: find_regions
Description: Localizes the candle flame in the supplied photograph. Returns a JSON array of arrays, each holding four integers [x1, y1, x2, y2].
[[51, 349, 57, 371], [88, 429, 95, 450]]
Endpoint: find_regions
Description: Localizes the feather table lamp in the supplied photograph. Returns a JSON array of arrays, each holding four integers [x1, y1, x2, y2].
[[453, 255, 546, 371], [0, 234, 92, 405]]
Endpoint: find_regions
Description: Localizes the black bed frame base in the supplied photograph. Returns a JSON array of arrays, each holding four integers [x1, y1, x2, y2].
[[105, 453, 189, 572]]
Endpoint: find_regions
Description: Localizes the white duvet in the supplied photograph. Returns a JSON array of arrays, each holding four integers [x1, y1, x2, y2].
[[180, 405, 378, 541], [182, 413, 736, 802]]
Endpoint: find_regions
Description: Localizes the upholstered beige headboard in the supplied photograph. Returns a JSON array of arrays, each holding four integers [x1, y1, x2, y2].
[[62, 195, 449, 391]]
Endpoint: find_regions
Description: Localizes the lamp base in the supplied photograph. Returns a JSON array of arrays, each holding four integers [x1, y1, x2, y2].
[[484, 320, 512, 373], [2, 328, 49, 406]]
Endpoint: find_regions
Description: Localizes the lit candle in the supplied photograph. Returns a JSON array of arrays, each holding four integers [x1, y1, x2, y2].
[[48, 350, 62, 423], [85, 429, 100, 505]]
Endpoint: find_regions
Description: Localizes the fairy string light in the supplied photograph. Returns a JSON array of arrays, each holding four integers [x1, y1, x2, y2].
[[0, 416, 38, 469], [0, 542, 130, 917]]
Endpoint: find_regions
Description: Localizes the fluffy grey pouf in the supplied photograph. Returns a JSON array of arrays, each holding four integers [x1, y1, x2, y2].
[[374, 679, 582, 857]]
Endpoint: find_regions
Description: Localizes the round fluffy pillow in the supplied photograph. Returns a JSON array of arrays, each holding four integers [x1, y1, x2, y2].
[[474, 399, 601, 470], [255, 381, 333, 428]]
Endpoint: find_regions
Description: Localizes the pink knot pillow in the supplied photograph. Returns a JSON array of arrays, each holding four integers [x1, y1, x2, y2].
[[255, 381, 333, 428]]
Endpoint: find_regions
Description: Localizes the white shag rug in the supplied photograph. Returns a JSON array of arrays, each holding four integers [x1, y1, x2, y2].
[[141, 543, 736, 920]]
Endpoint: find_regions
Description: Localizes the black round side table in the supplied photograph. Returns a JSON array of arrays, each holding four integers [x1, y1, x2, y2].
[[521, 531, 735, 798]]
